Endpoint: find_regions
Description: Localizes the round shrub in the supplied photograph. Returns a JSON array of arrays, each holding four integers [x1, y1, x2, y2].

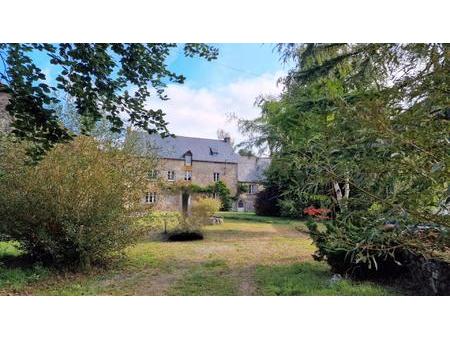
[[0, 136, 153, 269], [190, 197, 221, 225]]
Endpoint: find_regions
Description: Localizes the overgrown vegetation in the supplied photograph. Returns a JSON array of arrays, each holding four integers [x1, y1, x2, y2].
[[167, 197, 221, 241], [159, 180, 232, 211], [239, 43, 449, 294], [0, 135, 155, 269], [190, 197, 222, 224], [255, 262, 396, 296]]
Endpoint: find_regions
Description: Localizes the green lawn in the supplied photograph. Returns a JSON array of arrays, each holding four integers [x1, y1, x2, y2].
[[0, 214, 398, 295]]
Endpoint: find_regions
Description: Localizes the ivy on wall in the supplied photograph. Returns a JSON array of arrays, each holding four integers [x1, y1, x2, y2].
[[157, 180, 232, 211]]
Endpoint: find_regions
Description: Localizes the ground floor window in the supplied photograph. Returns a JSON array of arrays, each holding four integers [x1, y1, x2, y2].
[[248, 184, 256, 194], [213, 172, 220, 182], [238, 200, 244, 208], [145, 192, 157, 204]]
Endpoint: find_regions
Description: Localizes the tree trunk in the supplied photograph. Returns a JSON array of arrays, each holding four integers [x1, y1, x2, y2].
[[344, 175, 350, 199], [333, 181, 343, 202]]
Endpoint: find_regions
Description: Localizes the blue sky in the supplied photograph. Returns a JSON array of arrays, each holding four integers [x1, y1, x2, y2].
[[151, 43, 288, 143], [30, 43, 289, 143], [167, 43, 285, 88]]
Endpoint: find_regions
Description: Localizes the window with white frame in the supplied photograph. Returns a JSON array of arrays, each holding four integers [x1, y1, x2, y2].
[[249, 184, 257, 194], [184, 170, 192, 181], [167, 170, 175, 181], [184, 152, 192, 165], [145, 192, 156, 204], [213, 172, 220, 182]]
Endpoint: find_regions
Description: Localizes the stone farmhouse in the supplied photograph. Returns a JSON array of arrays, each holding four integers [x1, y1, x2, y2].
[[135, 133, 270, 213], [0, 88, 270, 213]]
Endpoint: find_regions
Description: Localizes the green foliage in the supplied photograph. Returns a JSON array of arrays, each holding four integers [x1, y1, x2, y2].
[[254, 185, 281, 216], [241, 43, 449, 280], [214, 181, 232, 211], [161, 180, 232, 211], [237, 182, 249, 194], [170, 198, 221, 237], [237, 148, 254, 157], [0, 43, 218, 156], [0, 136, 154, 269], [255, 262, 395, 296], [0, 263, 49, 290], [190, 197, 221, 223]]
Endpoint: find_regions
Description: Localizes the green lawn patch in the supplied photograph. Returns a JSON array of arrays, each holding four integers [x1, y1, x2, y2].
[[168, 259, 237, 296], [255, 261, 397, 296]]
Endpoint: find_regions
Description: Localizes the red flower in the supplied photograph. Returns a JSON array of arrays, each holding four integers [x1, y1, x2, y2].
[[303, 206, 331, 220]]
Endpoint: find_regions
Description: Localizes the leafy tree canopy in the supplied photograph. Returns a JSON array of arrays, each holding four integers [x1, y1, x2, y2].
[[241, 44, 449, 275], [0, 43, 218, 155]]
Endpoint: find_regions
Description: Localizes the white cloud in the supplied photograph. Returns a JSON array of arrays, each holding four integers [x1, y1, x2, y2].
[[146, 71, 285, 144]]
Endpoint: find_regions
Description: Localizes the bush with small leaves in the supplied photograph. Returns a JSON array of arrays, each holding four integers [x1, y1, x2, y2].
[[167, 197, 221, 241], [190, 197, 221, 225], [0, 136, 154, 269]]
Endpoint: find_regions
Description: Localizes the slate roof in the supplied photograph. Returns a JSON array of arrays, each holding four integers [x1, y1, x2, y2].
[[238, 156, 271, 182], [136, 133, 240, 164]]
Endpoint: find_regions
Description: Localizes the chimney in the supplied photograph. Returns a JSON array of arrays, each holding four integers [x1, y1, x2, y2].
[[224, 136, 231, 143]]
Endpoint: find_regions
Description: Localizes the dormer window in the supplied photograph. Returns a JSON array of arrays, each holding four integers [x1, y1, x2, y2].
[[209, 147, 219, 156], [184, 151, 192, 165]]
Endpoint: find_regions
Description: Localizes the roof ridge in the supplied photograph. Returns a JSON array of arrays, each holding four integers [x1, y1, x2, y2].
[[139, 132, 227, 143]]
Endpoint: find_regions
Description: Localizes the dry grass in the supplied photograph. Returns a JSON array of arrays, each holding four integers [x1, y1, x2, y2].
[[0, 216, 397, 295]]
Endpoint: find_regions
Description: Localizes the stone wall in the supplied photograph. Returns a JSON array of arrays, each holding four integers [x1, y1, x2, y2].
[[146, 158, 238, 212], [158, 158, 238, 195], [235, 183, 264, 212]]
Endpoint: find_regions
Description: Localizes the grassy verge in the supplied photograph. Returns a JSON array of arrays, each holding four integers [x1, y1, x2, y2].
[[255, 262, 397, 296]]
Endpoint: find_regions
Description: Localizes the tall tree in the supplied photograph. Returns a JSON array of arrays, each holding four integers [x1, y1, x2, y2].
[[242, 44, 449, 278], [0, 43, 218, 155]]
